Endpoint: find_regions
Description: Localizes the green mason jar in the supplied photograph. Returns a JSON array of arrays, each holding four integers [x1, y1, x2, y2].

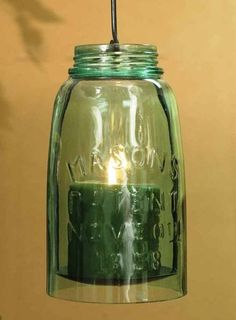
[[47, 44, 187, 303]]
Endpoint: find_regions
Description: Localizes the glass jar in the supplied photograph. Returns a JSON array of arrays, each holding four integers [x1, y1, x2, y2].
[[47, 44, 186, 303]]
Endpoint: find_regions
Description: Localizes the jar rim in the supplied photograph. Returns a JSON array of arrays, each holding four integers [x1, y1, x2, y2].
[[70, 43, 163, 79], [74, 43, 158, 54]]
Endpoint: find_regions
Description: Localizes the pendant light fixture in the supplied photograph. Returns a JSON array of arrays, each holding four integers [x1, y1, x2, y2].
[[47, 0, 187, 303]]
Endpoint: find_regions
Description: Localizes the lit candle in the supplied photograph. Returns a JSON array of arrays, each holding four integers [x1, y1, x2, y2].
[[66, 151, 175, 284]]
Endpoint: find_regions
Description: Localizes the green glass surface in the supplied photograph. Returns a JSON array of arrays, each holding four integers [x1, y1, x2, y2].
[[47, 44, 186, 303]]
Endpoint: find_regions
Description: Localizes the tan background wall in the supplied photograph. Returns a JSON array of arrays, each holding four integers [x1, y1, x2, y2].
[[1, 0, 236, 319]]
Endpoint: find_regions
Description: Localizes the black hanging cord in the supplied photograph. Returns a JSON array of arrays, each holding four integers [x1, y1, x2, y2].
[[110, 0, 119, 45]]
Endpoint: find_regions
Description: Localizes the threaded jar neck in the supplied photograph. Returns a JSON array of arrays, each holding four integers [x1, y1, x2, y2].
[[69, 44, 163, 79]]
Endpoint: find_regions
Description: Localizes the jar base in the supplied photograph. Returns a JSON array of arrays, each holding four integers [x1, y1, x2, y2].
[[47, 273, 186, 303]]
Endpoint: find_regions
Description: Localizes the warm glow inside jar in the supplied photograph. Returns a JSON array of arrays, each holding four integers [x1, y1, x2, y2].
[[47, 44, 187, 303]]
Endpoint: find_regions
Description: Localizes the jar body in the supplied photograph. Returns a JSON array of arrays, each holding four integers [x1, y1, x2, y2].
[[47, 76, 186, 303]]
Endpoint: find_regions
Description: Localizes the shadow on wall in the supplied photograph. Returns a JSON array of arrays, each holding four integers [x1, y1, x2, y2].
[[0, 1, 62, 146], [3, 0, 62, 63]]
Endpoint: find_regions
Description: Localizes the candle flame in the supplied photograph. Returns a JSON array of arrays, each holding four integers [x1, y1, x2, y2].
[[108, 158, 117, 185], [107, 150, 128, 185]]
